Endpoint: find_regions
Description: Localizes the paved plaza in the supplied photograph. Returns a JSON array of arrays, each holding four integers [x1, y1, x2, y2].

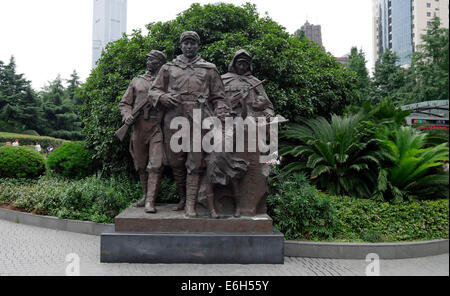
[[0, 219, 448, 276]]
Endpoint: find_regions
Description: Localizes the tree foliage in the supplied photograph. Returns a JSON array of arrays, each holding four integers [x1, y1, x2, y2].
[[0, 56, 83, 140], [403, 16, 449, 104], [370, 16, 449, 105], [39, 75, 83, 140], [347, 47, 371, 102], [371, 49, 406, 104], [79, 2, 360, 174], [0, 57, 42, 134]]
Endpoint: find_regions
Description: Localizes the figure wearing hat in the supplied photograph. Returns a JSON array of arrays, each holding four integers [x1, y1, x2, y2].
[[221, 49, 274, 216], [148, 31, 228, 218], [119, 50, 167, 213]]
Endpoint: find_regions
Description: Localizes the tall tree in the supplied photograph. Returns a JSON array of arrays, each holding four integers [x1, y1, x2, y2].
[[403, 16, 449, 104], [293, 29, 306, 41], [371, 49, 406, 104], [66, 70, 82, 105], [40, 75, 83, 139], [347, 47, 371, 102], [0, 56, 41, 134]]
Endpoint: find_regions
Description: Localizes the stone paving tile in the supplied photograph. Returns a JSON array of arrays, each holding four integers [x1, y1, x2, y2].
[[0, 219, 448, 276]]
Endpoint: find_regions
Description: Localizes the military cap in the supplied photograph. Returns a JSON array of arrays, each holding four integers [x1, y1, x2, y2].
[[146, 50, 167, 62], [180, 31, 201, 44], [235, 51, 252, 63]]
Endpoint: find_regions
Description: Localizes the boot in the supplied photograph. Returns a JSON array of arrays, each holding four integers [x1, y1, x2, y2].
[[207, 194, 219, 219], [172, 168, 187, 211], [145, 172, 162, 214], [233, 205, 241, 218], [185, 173, 200, 218], [133, 170, 148, 208], [172, 195, 186, 211]]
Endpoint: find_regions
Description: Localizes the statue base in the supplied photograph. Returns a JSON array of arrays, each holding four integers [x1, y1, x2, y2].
[[115, 204, 274, 233], [100, 204, 284, 264]]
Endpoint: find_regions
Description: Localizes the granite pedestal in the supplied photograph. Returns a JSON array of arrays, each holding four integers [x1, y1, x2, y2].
[[101, 204, 284, 264]]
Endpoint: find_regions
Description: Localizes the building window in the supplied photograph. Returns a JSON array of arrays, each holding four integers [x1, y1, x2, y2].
[[427, 12, 431, 16], [427, 3, 431, 7], [427, 21, 432, 26]]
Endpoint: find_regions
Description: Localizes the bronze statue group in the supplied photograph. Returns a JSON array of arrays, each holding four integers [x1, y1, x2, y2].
[[118, 31, 275, 219]]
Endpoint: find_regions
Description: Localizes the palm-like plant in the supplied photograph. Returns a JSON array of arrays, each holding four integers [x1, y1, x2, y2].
[[280, 114, 381, 198], [374, 126, 449, 201]]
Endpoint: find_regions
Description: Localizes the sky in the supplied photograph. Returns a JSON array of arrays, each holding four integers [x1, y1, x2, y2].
[[0, 0, 374, 90]]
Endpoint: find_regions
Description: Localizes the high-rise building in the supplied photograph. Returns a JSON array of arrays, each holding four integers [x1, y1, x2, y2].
[[373, 0, 449, 67], [92, 0, 127, 68], [336, 54, 350, 66], [300, 21, 323, 46]]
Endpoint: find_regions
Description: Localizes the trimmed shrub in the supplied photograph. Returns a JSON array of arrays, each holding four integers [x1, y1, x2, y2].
[[46, 141, 96, 179], [331, 196, 449, 242], [267, 170, 449, 242], [0, 132, 67, 148], [0, 146, 45, 178]]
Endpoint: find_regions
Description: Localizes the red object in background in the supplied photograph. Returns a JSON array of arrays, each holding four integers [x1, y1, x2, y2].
[[418, 125, 449, 131]]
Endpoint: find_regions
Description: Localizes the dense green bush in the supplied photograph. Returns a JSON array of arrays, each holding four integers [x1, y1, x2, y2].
[[267, 171, 449, 242], [46, 142, 96, 179], [0, 174, 182, 223], [0, 146, 45, 178], [280, 98, 449, 201], [424, 128, 449, 147], [57, 174, 141, 222], [79, 2, 359, 174], [331, 196, 449, 242], [5, 176, 69, 214], [0, 132, 67, 148], [374, 126, 449, 201], [267, 173, 337, 240], [280, 113, 381, 198], [1, 174, 448, 241]]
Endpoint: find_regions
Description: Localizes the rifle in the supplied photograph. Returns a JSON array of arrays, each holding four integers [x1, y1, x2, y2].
[[115, 98, 152, 142], [229, 79, 266, 107]]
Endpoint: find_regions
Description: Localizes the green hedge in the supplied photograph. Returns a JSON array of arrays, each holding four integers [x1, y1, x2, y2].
[[0, 174, 180, 223], [331, 196, 449, 242], [267, 172, 449, 242], [0, 132, 68, 148], [46, 142, 96, 179], [1, 173, 448, 240], [0, 146, 45, 178]]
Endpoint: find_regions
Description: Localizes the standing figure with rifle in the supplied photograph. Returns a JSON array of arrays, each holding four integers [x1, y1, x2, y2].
[[222, 49, 275, 216], [148, 31, 228, 218], [118, 50, 167, 213]]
